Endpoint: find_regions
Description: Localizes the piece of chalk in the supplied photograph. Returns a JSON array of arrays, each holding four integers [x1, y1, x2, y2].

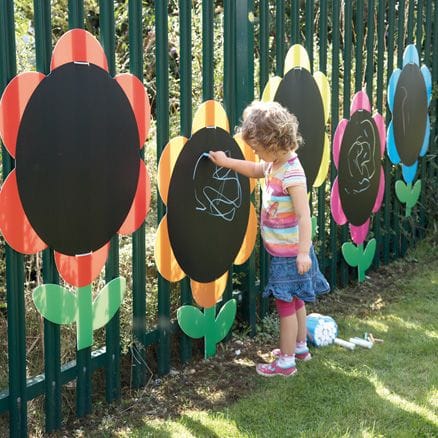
[[349, 337, 373, 349], [334, 338, 356, 350], [202, 152, 210, 158]]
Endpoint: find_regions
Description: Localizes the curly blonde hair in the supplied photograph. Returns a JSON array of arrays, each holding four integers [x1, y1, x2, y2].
[[240, 101, 303, 154]]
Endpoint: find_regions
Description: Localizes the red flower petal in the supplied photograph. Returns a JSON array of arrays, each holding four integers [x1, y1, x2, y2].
[[0, 170, 47, 254], [118, 161, 151, 235], [349, 219, 370, 245], [54, 243, 110, 287], [330, 178, 347, 225], [372, 167, 385, 214], [50, 29, 108, 72], [0, 72, 45, 157], [115, 74, 151, 149]]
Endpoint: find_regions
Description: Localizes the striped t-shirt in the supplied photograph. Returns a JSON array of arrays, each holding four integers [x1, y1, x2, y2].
[[260, 154, 307, 257]]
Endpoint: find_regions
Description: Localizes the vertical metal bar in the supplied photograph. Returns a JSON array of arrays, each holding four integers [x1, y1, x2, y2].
[[393, 0, 406, 258], [99, 0, 120, 403], [406, 0, 415, 44], [304, 0, 313, 65], [317, 0, 328, 272], [365, 0, 375, 99], [129, 0, 148, 386], [236, 0, 256, 335], [259, 0, 269, 317], [68, 0, 83, 28], [384, 0, 396, 263], [340, 0, 352, 286], [329, 0, 340, 288], [34, 0, 62, 431], [155, 0, 171, 376], [372, 0, 385, 268], [291, 0, 299, 44], [275, 0, 285, 75], [178, 0, 193, 364], [416, 0, 426, 239], [224, 0, 236, 128], [202, 0, 214, 100], [354, 0, 364, 91], [0, 2, 27, 435]]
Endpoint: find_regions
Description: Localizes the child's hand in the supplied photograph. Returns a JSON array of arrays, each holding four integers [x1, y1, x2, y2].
[[208, 150, 230, 167], [296, 252, 312, 275]]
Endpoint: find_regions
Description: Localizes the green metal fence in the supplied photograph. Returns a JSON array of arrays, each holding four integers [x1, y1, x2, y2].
[[0, 0, 437, 435]]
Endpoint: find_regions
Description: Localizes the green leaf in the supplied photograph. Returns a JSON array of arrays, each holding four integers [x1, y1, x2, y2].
[[92, 277, 126, 331], [395, 180, 409, 203], [361, 238, 377, 273], [213, 299, 237, 344], [342, 242, 360, 268], [177, 305, 206, 339], [33, 284, 78, 325]]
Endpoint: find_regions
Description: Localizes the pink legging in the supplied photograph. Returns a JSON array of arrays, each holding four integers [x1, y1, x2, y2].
[[275, 297, 305, 317]]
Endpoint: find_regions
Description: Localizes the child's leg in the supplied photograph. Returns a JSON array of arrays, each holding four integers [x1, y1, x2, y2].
[[295, 299, 311, 361], [295, 300, 307, 342]]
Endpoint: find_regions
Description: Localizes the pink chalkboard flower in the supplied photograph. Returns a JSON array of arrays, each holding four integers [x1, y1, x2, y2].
[[330, 91, 386, 281], [0, 29, 151, 288]]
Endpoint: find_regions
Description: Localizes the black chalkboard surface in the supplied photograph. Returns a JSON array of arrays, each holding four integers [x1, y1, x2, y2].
[[16, 63, 139, 256], [274, 68, 325, 190], [393, 63, 428, 166], [167, 127, 250, 283], [338, 111, 381, 227]]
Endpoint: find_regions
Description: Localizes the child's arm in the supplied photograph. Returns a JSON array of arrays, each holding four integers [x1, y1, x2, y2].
[[208, 150, 264, 179], [287, 185, 312, 275]]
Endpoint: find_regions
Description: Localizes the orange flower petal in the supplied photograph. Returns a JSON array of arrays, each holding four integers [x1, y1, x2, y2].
[[190, 272, 228, 308], [234, 204, 257, 265], [0, 170, 47, 254], [50, 29, 108, 72], [192, 100, 229, 134], [154, 216, 185, 282], [115, 73, 151, 149], [55, 243, 110, 287], [157, 136, 187, 205], [118, 161, 150, 235], [234, 133, 257, 193], [0, 72, 45, 157]]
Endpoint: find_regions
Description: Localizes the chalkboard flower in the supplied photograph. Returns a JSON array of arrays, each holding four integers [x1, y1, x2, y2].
[[387, 44, 432, 216], [0, 29, 151, 349], [155, 100, 257, 357], [262, 44, 330, 199], [330, 91, 386, 281]]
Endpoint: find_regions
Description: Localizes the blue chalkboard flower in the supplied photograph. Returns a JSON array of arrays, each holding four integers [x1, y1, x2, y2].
[[155, 100, 257, 357], [387, 45, 432, 183], [0, 29, 151, 349], [387, 45, 432, 215], [331, 91, 386, 281]]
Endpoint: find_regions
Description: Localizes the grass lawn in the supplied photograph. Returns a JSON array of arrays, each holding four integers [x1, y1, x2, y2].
[[120, 239, 437, 438]]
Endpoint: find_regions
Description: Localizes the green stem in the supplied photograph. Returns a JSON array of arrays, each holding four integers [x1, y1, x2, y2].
[[357, 243, 365, 282], [204, 306, 216, 358], [77, 285, 93, 350], [405, 182, 412, 217]]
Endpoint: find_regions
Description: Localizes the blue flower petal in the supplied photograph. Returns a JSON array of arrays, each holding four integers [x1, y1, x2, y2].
[[402, 162, 418, 184], [403, 44, 419, 67], [419, 115, 430, 157], [421, 65, 432, 105], [387, 122, 400, 164], [387, 69, 401, 113]]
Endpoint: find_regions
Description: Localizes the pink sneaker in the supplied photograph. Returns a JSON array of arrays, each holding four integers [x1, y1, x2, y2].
[[256, 359, 297, 377], [271, 348, 312, 362]]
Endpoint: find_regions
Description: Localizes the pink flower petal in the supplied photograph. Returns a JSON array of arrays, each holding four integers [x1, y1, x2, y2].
[[372, 167, 385, 213], [349, 219, 370, 245], [333, 119, 348, 169], [350, 91, 371, 114], [330, 178, 347, 225], [373, 113, 386, 157]]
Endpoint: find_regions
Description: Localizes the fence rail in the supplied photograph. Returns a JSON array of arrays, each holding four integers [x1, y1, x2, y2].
[[0, 0, 437, 435]]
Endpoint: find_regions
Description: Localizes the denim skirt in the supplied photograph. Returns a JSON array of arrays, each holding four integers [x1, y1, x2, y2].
[[263, 246, 330, 303]]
